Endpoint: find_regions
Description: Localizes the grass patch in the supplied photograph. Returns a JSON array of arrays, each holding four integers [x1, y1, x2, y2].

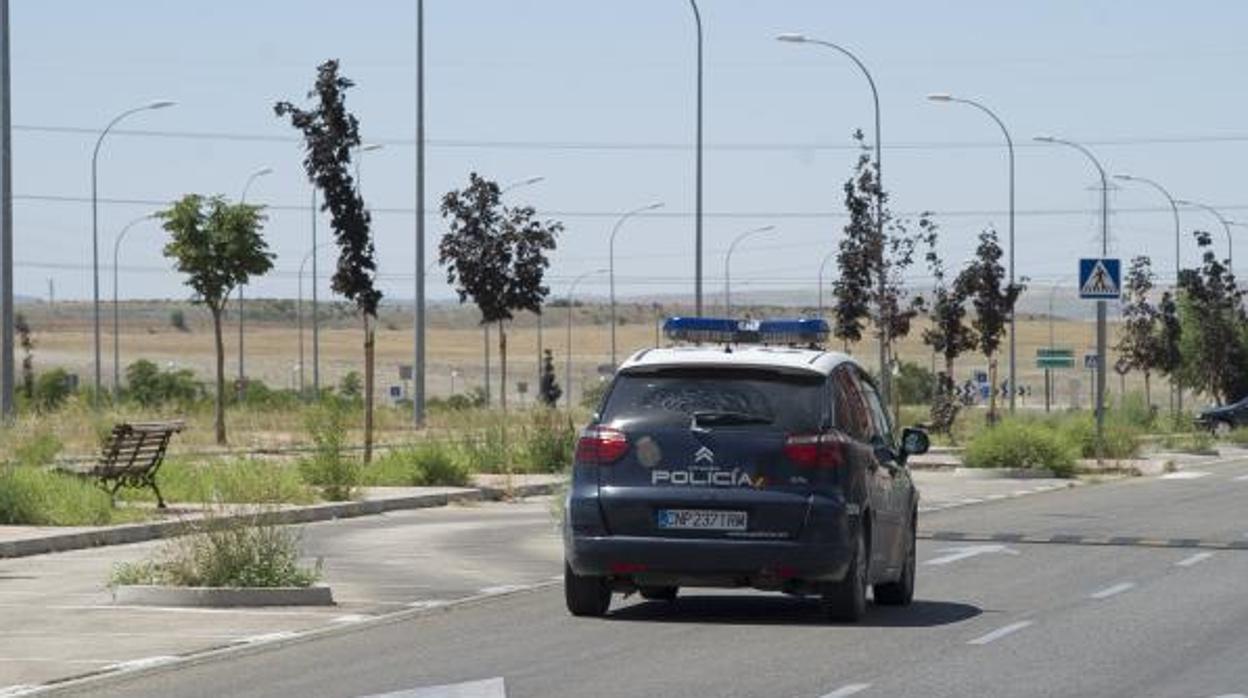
[[118, 457, 315, 505], [962, 420, 1077, 477], [0, 467, 144, 526], [110, 512, 320, 588], [364, 442, 471, 487], [516, 411, 577, 474], [1225, 427, 1248, 447], [298, 400, 359, 501], [1159, 431, 1218, 456]]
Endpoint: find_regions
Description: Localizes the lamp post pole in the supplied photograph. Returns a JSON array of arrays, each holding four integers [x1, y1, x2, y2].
[[724, 225, 776, 314], [0, 0, 11, 420], [1177, 199, 1234, 277], [817, 248, 836, 321], [1035, 135, 1109, 459], [297, 243, 330, 397], [496, 176, 546, 394], [777, 33, 888, 407], [566, 269, 605, 409], [928, 93, 1017, 413], [414, 0, 426, 426], [609, 202, 663, 368], [688, 0, 703, 316], [91, 99, 176, 405], [236, 166, 272, 401], [112, 213, 156, 396]]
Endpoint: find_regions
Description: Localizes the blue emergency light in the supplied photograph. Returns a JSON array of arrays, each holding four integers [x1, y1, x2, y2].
[[663, 317, 829, 346]]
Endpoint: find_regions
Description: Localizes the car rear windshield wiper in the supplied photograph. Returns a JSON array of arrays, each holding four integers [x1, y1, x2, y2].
[[691, 410, 773, 426]]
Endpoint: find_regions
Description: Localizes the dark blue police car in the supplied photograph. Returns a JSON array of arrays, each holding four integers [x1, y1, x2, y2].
[[563, 318, 929, 622]]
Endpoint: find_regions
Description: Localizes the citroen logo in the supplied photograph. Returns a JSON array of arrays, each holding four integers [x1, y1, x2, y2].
[[694, 446, 715, 465]]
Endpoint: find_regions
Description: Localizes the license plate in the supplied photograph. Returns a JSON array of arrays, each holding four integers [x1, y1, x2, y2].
[[656, 509, 747, 531]]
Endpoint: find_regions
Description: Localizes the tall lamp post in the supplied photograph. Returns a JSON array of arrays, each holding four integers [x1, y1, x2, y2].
[[0, 0, 12, 420], [414, 0, 426, 427], [111, 213, 157, 396], [817, 248, 837, 321], [91, 99, 176, 403], [688, 0, 704, 316], [566, 269, 606, 409], [609, 201, 664, 367], [777, 33, 889, 407], [1176, 199, 1234, 276], [236, 165, 272, 400], [297, 243, 330, 396], [724, 225, 776, 314], [928, 93, 1017, 413], [1113, 173, 1183, 417], [1035, 134, 1110, 459]]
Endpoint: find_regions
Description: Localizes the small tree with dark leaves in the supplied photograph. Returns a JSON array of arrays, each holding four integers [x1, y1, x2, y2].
[[276, 59, 384, 462], [956, 227, 1024, 425], [159, 194, 272, 444], [1156, 289, 1183, 418], [1116, 256, 1165, 407], [539, 349, 562, 408], [918, 220, 975, 435], [439, 172, 560, 414], [15, 312, 34, 401], [1176, 231, 1248, 403]]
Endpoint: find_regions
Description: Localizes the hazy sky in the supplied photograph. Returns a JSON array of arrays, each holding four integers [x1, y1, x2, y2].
[[9, 1, 1248, 305]]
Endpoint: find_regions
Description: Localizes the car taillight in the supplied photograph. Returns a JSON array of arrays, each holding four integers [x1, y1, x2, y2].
[[784, 433, 845, 469], [576, 426, 629, 465]]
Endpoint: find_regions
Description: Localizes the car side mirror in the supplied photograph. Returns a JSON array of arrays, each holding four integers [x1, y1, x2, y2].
[[900, 427, 930, 460]]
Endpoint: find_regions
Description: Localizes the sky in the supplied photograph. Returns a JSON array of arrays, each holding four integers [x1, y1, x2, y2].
[[8, 0, 1248, 306]]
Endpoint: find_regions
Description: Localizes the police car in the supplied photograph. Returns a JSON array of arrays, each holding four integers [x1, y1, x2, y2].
[[563, 318, 929, 622]]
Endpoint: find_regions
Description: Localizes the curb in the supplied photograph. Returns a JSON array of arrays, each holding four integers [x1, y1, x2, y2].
[[112, 584, 335, 607], [0, 481, 561, 561]]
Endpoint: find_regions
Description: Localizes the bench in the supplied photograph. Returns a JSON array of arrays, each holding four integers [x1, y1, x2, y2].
[[87, 421, 184, 508]]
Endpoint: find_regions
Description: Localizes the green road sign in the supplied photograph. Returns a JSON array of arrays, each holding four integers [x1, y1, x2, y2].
[[1035, 347, 1075, 369]]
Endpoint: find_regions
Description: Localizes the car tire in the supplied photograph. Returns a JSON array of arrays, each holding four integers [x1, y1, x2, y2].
[[564, 561, 611, 617], [639, 586, 678, 602], [874, 515, 916, 607], [822, 527, 868, 623]]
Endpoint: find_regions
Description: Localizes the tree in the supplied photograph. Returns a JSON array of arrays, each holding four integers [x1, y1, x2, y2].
[[956, 227, 1023, 424], [159, 194, 271, 444], [919, 219, 975, 384], [276, 59, 383, 463], [1116, 256, 1164, 407], [14, 313, 33, 401], [539, 349, 562, 408], [439, 173, 560, 414], [831, 130, 925, 393], [1176, 231, 1248, 403], [1156, 289, 1183, 417]]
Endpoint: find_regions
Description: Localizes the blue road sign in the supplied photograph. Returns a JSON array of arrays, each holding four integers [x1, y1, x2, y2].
[[1079, 258, 1121, 299]]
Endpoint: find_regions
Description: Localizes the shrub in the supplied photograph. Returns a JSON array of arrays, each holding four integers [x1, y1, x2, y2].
[[110, 513, 320, 588], [169, 308, 189, 332], [33, 368, 74, 412], [580, 380, 609, 410], [237, 379, 300, 410], [120, 458, 314, 505], [0, 467, 125, 526], [298, 400, 359, 500], [894, 361, 937, 405], [1057, 414, 1142, 460], [963, 420, 1077, 476], [338, 371, 363, 401], [8, 429, 63, 467], [365, 442, 470, 487], [125, 359, 202, 408], [456, 421, 509, 473], [518, 411, 576, 473]]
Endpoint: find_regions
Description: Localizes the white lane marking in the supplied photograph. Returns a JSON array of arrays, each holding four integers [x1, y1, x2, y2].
[[406, 600, 449, 610], [1176, 552, 1216, 568], [820, 684, 872, 698], [924, 544, 1019, 566], [967, 620, 1033, 646], [105, 655, 179, 672], [985, 494, 1008, 500], [330, 614, 370, 624], [1209, 694, 1248, 698], [0, 686, 39, 697], [1233, 474, 1248, 482], [359, 677, 507, 698], [1160, 471, 1211, 480], [1089, 582, 1136, 600], [479, 584, 529, 595], [237, 631, 300, 644]]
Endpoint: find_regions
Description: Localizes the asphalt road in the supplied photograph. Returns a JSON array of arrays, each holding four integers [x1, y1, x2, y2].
[[63, 460, 1248, 698]]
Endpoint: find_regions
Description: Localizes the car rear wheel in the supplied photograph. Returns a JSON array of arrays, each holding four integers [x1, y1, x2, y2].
[[564, 562, 611, 617], [821, 527, 868, 623], [639, 586, 678, 602], [874, 515, 916, 606]]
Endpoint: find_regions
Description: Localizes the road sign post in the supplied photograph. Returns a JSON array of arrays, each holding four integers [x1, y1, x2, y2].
[[1036, 347, 1074, 414], [1080, 258, 1121, 462]]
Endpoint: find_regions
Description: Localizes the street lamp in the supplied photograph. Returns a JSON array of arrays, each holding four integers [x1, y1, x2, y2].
[[1034, 134, 1110, 458], [928, 93, 1018, 413], [688, 0, 704, 316], [609, 201, 664, 368], [90, 99, 176, 403], [724, 225, 776, 314], [1114, 173, 1183, 418], [817, 248, 837, 321], [777, 33, 890, 407], [496, 175, 547, 402], [111, 213, 157, 396], [1176, 199, 1234, 276], [236, 165, 273, 401], [354, 143, 383, 190], [566, 269, 606, 409], [297, 243, 331, 397], [502, 176, 545, 194]]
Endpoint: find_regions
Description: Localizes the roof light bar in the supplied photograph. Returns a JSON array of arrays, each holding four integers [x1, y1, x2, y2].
[[663, 317, 829, 346]]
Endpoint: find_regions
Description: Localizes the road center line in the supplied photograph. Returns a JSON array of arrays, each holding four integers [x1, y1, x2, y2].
[[1176, 552, 1216, 567], [1160, 471, 1211, 480], [820, 683, 872, 698], [967, 620, 1033, 646], [1089, 582, 1136, 600], [1234, 474, 1248, 482]]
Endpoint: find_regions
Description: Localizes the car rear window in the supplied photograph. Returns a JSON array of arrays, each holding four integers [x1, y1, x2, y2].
[[600, 368, 826, 431]]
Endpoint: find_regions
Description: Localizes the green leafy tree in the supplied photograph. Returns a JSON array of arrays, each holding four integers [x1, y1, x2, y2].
[[14, 313, 34, 401], [439, 172, 560, 413], [1116, 256, 1165, 407], [956, 227, 1024, 424], [125, 359, 201, 408], [276, 59, 383, 463], [158, 194, 271, 444], [539, 349, 562, 408], [1176, 231, 1248, 402], [919, 219, 976, 384], [1156, 289, 1183, 416]]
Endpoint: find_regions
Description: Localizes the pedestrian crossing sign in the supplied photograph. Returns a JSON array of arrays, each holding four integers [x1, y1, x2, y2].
[[1078, 258, 1121, 299]]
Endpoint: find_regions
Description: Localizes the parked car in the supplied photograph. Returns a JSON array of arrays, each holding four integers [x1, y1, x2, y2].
[[1195, 396, 1248, 435], [562, 318, 930, 622]]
